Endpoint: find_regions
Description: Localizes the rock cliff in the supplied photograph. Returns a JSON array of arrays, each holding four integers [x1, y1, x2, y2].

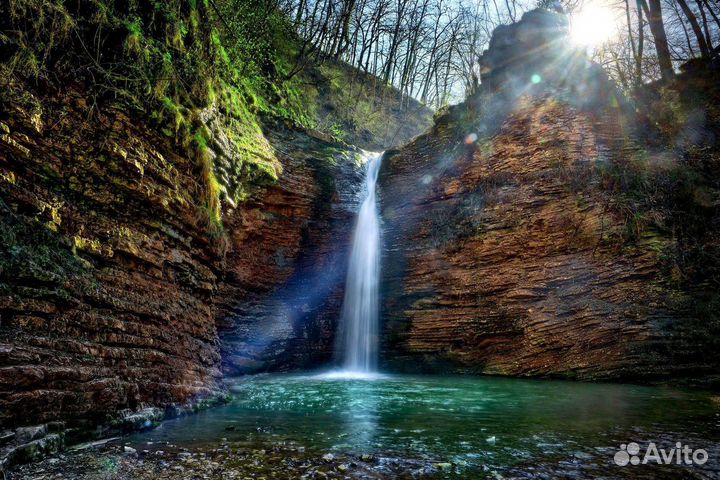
[[0, 79, 372, 442], [378, 9, 720, 381], [0, 0, 432, 459]]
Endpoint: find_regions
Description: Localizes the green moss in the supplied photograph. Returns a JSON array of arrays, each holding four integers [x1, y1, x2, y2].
[[161, 96, 187, 134], [0, 199, 93, 294], [329, 123, 346, 142], [193, 129, 223, 235], [1, 0, 427, 252]]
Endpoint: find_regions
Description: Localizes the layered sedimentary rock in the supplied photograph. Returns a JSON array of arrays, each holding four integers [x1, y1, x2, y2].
[[0, 78, 368, 438], [378, 9, 717, 380], [216, 125, 366, 375], [0, 85, 225, 430]]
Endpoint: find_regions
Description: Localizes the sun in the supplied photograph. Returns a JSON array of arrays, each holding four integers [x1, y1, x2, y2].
[[570, 3, 618, 47]]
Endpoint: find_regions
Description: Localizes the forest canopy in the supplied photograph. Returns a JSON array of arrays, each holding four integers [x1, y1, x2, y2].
[[280, 0, 720, 105]]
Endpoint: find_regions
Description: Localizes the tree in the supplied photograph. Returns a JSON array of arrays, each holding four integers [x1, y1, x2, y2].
[[676, 0, 710, 57], [638, 0, 674, 81]]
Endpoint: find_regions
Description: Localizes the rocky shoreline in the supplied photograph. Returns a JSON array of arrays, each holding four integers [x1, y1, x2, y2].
[[7, 440, 449, 479], [0, 395, 230, 475], [8, 434, 719, 480]]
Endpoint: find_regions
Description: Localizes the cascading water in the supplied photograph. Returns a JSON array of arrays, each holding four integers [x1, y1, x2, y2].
[[337, 151, 383, 374]]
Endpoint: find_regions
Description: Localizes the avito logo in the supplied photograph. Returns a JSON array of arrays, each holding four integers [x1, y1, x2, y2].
[[614, 442, 708, 466]]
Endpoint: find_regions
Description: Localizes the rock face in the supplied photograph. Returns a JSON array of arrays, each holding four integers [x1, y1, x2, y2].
[[215, 124, 366, 376], [0, 80, 368, 432], [378, 9, 717, 380], [0, 85, 225, 428]]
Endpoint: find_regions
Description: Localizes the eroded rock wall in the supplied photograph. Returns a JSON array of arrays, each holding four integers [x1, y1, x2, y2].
[[0, 82, 364, 432], [378, 9, 717, 381], [0, 86, 226, 429], [216, 125, 365, 375]]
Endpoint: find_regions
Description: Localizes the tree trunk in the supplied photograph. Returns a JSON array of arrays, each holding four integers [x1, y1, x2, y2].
[[334, 0, 357, 59], [639, 0, 674, 81], [673, 0, 697, 57], [294, 0, 305, 25], [701, 0, 720, 32], [695, 0, 713, 51], [636, 0, 645, 83], [676, 0, 710, 57]]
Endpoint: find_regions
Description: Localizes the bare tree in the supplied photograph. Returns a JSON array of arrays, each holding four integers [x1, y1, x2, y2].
[[676, 0, 710, 57], [637, 0, 674, 80]]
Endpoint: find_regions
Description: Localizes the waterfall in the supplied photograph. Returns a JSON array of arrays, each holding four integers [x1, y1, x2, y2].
[[338, 151, 383, 373]]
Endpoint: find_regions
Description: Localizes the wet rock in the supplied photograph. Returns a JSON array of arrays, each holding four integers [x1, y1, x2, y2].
[[12, 433, 63, 464], [119, 408, 163, 432], [14, 425, 47, 444], [70, 437, 121, 451], [0, 430, 15, 446]]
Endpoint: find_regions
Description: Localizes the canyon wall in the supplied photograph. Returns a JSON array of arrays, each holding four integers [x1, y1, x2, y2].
[[215, 124, 366, 376], [0, 84, 225, 430], [378, 9, 720, 382], [0, 79, 371, 440], [0, 0, 433, 451]]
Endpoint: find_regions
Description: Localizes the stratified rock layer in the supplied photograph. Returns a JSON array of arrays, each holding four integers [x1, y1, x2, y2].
[[215, 125, 365, 376], [378, 9, 717, 381], [0, 81, 364, 430], [380, 98, 671, 378], [0, 86, 225, 428]]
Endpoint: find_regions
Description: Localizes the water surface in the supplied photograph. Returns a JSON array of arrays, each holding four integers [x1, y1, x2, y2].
[[127, 373, 720, 477]]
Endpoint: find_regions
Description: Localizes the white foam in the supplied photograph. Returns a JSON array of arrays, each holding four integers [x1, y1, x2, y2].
[[313, 370, 386, 381]]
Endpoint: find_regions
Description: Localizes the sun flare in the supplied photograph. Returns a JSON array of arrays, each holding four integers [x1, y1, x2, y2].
[[570, 3, 618, 47]]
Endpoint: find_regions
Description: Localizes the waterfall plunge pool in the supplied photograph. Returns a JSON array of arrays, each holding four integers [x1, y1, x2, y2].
[[119, 373, 720, 478]]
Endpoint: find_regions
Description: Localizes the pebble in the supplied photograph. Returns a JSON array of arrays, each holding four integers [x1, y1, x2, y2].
[[10, 440, 442, 479], [123, 446, 137, 454]]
